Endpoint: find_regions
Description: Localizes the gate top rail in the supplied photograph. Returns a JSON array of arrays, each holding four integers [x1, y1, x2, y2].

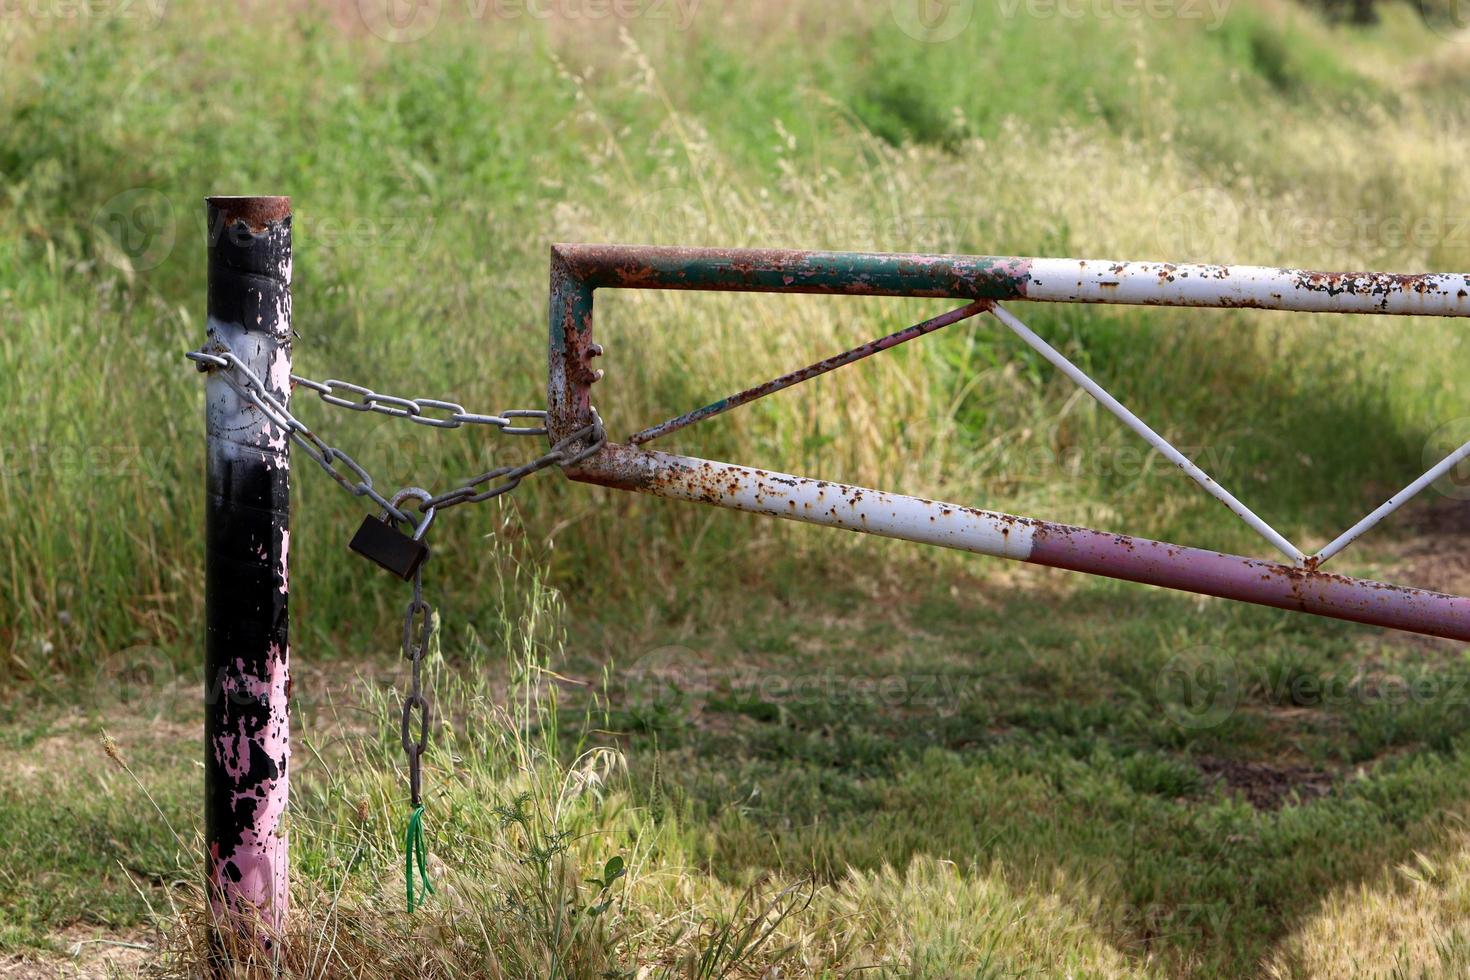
[[550, 244, 1470, 318]]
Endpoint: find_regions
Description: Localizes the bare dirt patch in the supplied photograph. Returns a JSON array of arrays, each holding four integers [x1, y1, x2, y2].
[[0, 927, 152, 979], [1394, 500, 1470, 598], [1198, 757, 1335, 810]]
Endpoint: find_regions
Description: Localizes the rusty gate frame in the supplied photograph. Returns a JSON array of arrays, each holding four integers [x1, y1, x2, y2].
[[547, 244, 1470, 642]]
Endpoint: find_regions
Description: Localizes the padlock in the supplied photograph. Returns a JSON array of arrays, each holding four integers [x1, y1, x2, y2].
[[348, 489, 435, 580]]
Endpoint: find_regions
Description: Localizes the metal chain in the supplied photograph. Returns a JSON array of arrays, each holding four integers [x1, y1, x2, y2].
[[188, 345, 606, 909], [400, 562, 433, 808], [286, 367, 609, 512], [290, 374, 550, 434], [422, 422, 602, 512], [186, 348, 605, 527]]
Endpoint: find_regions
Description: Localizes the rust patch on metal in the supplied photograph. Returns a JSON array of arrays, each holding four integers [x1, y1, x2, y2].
[[1290, 269, 1461, 302], [207, 196, 291, 231]]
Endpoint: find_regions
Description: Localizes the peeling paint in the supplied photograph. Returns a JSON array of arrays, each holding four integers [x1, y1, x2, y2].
[[204, 197, 292, 948], [569, 444, 1470, 643], [548, 244, 1470, 644]]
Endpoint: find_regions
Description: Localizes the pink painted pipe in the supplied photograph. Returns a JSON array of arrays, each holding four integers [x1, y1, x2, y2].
[[203, 196, 293, 951], [568, 444, 1470, 643]]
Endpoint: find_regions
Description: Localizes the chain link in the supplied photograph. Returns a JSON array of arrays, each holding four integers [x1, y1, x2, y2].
[[423, 417, 604, 513], [290, 374, 550, 435], [188, 344, 607, 851], [187, 348, 605, 528], [189, 349, 416, 523], [400, 563, 433, 808]]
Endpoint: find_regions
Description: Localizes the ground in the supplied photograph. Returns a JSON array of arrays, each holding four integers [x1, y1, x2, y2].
[[6, 501, 1470, 977]]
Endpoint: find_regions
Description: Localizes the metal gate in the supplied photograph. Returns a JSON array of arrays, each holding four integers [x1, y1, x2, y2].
[[547, 244, 1470, 642]]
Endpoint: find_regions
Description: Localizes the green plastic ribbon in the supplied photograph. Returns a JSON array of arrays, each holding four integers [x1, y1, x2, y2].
[[405, 804, 434, 912]]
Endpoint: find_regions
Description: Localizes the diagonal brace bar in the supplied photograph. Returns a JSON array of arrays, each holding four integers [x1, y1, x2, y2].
[[990, 302, 1306, 565], [628, 300, 989, 445], [1313, 434, 1470, 566]]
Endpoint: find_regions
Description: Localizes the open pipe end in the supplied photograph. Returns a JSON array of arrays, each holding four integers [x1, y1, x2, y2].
[[207, 196, 292, 231]]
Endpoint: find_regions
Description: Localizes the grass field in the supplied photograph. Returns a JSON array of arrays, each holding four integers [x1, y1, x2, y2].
[[6, 0, 1470, 976]]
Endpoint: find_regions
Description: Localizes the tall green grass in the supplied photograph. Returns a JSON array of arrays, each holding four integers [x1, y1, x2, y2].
[[94, 533, 1159, 978], [3, 1, 1469, 684], [13, 8, 1470, 975], [51, 536, 1470, 977], [85, 537, 811, 977]]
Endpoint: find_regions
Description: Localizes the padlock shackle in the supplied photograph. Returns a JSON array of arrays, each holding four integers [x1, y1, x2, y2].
[[388, 487, 437, 542]]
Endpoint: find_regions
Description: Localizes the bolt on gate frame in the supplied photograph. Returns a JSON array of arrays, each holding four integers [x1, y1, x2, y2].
[[547, 244, 1470, 643]]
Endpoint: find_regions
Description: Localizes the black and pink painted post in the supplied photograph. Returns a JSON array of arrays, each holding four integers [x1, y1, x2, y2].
[[202, 196, 293, 950]]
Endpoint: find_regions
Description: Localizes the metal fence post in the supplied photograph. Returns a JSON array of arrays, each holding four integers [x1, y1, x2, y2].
[[203, 196, 292, 953]]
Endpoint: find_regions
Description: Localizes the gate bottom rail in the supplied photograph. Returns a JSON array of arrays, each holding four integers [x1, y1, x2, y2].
[[567, 443, 1470, 643]]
